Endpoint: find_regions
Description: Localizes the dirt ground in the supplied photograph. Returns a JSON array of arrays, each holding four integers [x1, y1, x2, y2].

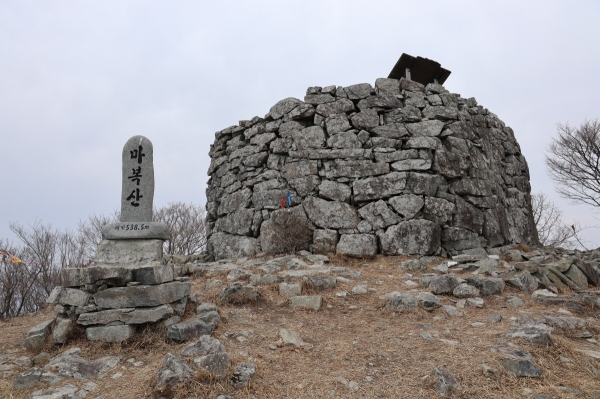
[[1, 255, 599, 399]]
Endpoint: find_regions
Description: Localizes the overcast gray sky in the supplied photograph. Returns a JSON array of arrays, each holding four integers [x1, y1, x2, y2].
[[1, 1, 599, 247]]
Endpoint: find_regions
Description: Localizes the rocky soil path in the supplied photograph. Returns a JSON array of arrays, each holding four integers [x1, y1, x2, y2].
[[1, 246, 599, 398]]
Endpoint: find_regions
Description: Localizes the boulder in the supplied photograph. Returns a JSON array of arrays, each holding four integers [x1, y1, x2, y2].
[[167, 316, 217, 342], [465, 277, 505, 296], [156, 353, 193, 388], [452, 283, 480, 298], [379, 219, 441, 256], [289, 296, 322, 310], [305, 276, 337, 291], [353, 172, 407, 201], [430, 367, 461, 396], [318, 180, 352, 202], [358, 200, 400, 229], [418, 292, 442, 310], [429, 275, 460, 295], [218, 283, 259, 304], [386, 293, 418, 310], [208, 232, 259, 260], [193, 352, 231, 378], [303, 196, 360, 229], [388, 194, 424, 219], [230, 362, 256, 389], [505, 271, 538, 292], [336, 234, 378, 257], [13, 368, 62, 390], [181, 335, 225, 357], [46, 349, 120, 379], [312, 229, 338, 255]]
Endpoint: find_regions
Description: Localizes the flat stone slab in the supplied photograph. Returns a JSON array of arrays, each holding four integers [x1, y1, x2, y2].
[[101, 222, 171, 240], [91, 239, 164, 266], [167, 316, 216, 341], [13, 367, 62, 390], [86, 325, 135, 343], [289, 295, 322, 310], [46, 348, 121, 378], [62, 264, 174, 287], [93, 281, 190, 308], [47, 287, 90, 306]]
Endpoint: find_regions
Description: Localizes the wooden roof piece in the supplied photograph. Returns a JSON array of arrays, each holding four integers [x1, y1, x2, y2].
[[388, 53, 451, 85]]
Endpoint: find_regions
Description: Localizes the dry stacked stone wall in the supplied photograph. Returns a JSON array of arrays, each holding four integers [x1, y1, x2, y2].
[[205, 77, 538, 260]]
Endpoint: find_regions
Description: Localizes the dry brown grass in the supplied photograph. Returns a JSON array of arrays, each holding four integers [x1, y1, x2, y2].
[[1, 257, 599, 399]]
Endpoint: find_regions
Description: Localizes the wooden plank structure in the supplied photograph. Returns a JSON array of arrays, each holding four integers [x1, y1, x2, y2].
[[388, 53, 451, 86]]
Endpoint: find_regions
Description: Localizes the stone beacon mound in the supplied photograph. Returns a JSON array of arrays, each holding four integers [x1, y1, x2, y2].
[[205, 54, 539, 260]]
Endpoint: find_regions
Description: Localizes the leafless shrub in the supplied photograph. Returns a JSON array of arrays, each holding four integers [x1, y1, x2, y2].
[[531, 192, 591, 249], [154, 202, 207, 256], [546, 119, 600, 207], [265, 209, 312, 254]]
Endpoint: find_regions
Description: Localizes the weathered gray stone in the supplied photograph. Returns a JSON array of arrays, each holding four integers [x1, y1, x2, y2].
[[388, 194, 424, 219], [24, 384, 79, 398], [441, 227, 481, 252], [121, 135, 154, 222], [218, 188, 252, 215], [406, 172, 445, 196], [501, 353, 543, 377], [13, 368, 62, 390], [47, 287, 90, 307], [305, 93, 335, 105], [371, 123, 410, 138], [327, 131, 363, 149], [385, 293, 417, 310], [77, 308, 131, 326], [289, 295, 322, 310], [406, 120, 445, 137], [86, 325, 135, 343], [312, 229, 338, 255], [156, 353, 193, 388], [418, 292, 442, 310], [358, 200, 400, 229], [465, 277, 505, 296], [279, 328, 303, 347], [505, 271, 538, 292], [102, 222, 170, 240], [336, 234, 377, 257], [181, 335, 225, 357], [353, 172, 407, 201], [452, 283, 480, 298], [133, 265, 174, 285], [422, 106, 458, 121], [52, 317, 73, 345], [193, 352, 231, 378], [429, 275, 460, 295], [218, 282, 259, 304], [119, 304, 174, 324], [279, 282, 302, 297], [25, 320, 54, 352], [289, 175, 321, 197], [167, 316, 216, 342], [231, 362, 256, 389], [282, 160, 318, 180], [375, 78, 400, 96], [93, 281, 191, 309], [306, 276, 337, 291], [46, 349, 121, 379], [303, 196, 360, 229], [350, 109, 379, 130], [269, 97, 302, 119], [431, 367, 462, 396], [379, 219, 441, 256], [325, 113, 351, 134], [405, 136, 441, 150], [564, 265, 588, 290], [422, 197, 455, 225], [215, 209, 255, 235], [209, 232, 259, 260], [391, 156, 432, 171], [322, 160, 389, 178], [259, 206, 310, 254], [92, 239, 164, 266], [383, 106, 421, 123], [318, 180, 352, 202], [316, 99, 355, 116]]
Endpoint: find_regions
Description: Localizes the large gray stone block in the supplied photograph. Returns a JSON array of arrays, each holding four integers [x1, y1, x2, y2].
[[167, 316, 216, 341], [379, 219, 441, 256], [353, 172, 407, 201], [303, 196, 360, 229], [47, 287, 90, 307], [93, 281, 191, 309], [311, 229, 338, 255], [336, 234, 377, 258], [86, 325, 135, 342], [208, 232, 259, 260], [92, 239, 164, 266], [357, 200, 400, 230]]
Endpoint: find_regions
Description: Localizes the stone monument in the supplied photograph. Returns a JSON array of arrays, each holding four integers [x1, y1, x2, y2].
[[42, 136, 194, 345]]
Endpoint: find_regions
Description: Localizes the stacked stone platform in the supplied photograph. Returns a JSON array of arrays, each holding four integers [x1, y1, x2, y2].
[[206, 77, 539, 259]]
